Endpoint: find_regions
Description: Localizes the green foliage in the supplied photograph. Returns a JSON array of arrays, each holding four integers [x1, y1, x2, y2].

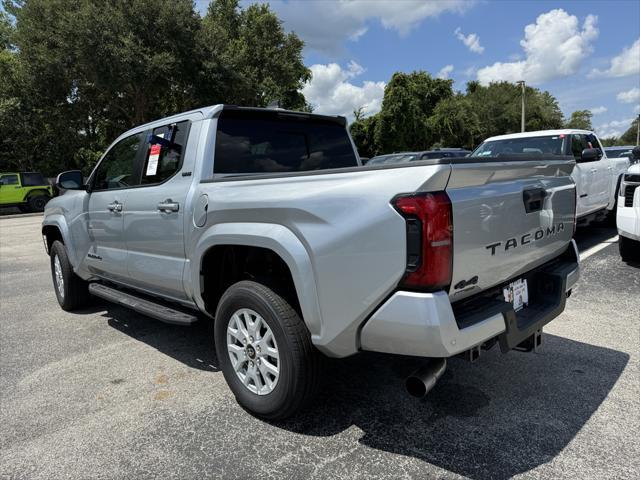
[[428, 94, 481, 149], [349, 114, 379, 158], [374, 71, 453, 153], [564, 110, 593, 130], [620, 118, 639, 145], [0, 0, 310, 176], [349, 77, 565, 156]]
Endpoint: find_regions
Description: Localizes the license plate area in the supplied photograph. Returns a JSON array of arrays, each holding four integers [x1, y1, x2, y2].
[[503, 278, 529, 312]]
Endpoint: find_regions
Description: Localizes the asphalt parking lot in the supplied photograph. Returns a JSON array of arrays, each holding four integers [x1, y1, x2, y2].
[[1, 215, 638, 479]]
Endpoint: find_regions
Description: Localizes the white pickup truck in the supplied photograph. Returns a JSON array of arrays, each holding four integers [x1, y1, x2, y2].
[[43, 106, 580, 419], [471, 129, 630, 225]]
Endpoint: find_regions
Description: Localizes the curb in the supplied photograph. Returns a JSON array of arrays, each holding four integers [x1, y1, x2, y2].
[[0, 212, 44, 220]]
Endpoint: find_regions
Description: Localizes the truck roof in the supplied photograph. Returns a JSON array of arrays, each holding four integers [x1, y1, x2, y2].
[[133, 104, 347, 133], [484, 129, 595, 142]]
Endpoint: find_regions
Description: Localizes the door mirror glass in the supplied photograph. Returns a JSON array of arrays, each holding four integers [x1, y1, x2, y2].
[[580, 148, 601, 162], [56, 170, 84, 190]]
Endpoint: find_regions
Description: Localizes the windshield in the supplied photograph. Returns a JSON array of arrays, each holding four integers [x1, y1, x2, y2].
[[471, 135, 568, 157], [367, 154, 418, 165]]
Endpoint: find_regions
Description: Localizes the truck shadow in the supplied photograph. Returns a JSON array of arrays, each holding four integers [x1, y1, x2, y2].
[[92, 302, 220, 372], [274, 335, 628, 480], [93, 303, 628, 479]]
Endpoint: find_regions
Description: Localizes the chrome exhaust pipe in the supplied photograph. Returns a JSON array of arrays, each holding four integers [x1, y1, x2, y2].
[[405, 358, 447, 398]]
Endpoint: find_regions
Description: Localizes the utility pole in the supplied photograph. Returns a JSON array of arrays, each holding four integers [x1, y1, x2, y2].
[[517, 80, 525, 132], [636, 113, 639, 146]]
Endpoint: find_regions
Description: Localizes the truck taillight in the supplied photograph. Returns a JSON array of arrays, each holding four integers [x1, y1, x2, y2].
[[392, 191, 453, 292]]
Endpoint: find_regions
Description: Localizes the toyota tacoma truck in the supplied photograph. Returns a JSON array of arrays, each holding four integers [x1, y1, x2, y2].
[[471, 129, 630, 226], [43, 105, 580, 419]]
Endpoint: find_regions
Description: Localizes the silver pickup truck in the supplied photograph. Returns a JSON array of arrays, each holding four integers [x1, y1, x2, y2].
[[43, 105, 580, 419]]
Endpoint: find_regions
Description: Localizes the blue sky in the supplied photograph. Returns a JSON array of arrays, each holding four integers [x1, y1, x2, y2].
[[213, 0, 640, 138]]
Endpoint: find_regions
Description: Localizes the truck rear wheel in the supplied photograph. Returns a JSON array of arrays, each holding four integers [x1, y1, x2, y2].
[[28, 195, 49, 212], [214, 280, 321, 420], [619, 235, 640, 262], [50, 240, 91, 311]]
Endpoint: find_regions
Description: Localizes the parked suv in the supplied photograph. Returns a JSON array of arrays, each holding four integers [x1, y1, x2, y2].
[[0, 172, 53, 212]]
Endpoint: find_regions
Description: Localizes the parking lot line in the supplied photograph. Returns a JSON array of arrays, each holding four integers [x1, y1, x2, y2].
[[580, 234, 618, 261]]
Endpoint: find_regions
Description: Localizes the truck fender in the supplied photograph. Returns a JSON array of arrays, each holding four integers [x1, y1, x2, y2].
[[42, 215, 78, 267], [190, 222, 323, 339]]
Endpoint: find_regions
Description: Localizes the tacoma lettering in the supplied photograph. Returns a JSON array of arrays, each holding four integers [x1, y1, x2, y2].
[[486, 223, 565, 256]]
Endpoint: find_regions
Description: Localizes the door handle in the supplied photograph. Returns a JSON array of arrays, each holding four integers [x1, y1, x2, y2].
[[157, 199, 179, 212], [107, 201, 123, 212], [590, 168, 597, 173]]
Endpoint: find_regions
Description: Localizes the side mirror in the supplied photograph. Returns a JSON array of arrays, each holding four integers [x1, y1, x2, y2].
[[580, 148, 601, 162], [56, 170, 85, 190], [632, 146, 640, 160]]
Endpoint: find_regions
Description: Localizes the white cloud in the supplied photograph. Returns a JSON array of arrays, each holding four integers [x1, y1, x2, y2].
[[302, 61, 385, 120], [477, 9, 598, 85], [463, 66, 477, 77], [589, 106, 607, 115], [595, 118, 634, 138], [635, 105, 640, 114], [437, 65, 454, 79], [454, 27, 484, 54], [617, 87, 640, 104], [266, 0, 475, 54], [589, 38, 640, 78]]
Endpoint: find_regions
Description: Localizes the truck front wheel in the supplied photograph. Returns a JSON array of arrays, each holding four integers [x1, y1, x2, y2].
[[214, 280, 321, 420], [50, 241, 91, 311]]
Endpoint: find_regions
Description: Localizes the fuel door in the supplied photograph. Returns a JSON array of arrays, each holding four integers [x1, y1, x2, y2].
[[193, 194, 208, 228]]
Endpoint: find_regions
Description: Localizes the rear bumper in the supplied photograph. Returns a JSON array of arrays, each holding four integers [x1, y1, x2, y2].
[[360, 240, 580, 358]]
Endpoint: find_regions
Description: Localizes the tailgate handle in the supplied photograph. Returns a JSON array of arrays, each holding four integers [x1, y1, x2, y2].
[[523, 188, 547, 213]]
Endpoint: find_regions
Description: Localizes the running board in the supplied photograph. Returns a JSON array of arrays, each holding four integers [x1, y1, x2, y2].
[[88, 283, 198, 325]]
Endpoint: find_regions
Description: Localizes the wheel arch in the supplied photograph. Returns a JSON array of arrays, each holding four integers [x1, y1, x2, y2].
[[23, 188, 51, 202], [42, 216, 77, 266], [192, 223, 323, 339]]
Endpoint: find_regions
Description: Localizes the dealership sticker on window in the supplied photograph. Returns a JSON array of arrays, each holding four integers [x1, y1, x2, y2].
[[146, 133, 164, 176]]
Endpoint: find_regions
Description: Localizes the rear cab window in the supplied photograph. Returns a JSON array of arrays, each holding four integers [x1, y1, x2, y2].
[[213, 110, 357, 175], [20, 173, 47, 186]]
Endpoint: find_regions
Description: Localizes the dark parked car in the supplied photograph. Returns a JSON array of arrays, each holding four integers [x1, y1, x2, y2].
[[605, 146, 637, 164], [367, 148, 471, 165]]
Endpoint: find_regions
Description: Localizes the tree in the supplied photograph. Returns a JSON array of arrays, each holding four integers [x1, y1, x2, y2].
[[0, 0, 311, 176], [565, 110, 593, 130], [374, 71, 453, 153], [620, 118, 639, 145], [429, 94, 482, 149], [349, 114, 379, 158], [198, 0, 310, 109], [466, 82, 563, 140]]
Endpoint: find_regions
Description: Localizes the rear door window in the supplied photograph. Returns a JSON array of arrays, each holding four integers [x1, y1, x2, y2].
[[214, 110, 357, 174], [21, 173, 47, 186], [140, 121, 189, 185]]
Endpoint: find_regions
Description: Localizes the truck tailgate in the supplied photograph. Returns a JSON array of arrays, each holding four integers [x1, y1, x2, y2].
[[446, 159, 576, 302]]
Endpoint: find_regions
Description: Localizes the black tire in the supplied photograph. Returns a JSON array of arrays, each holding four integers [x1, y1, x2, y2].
[[17, 205, 31, 213], [619, 235, 640, 262], [28, 195, 49, 212], [214, 280, 321, 420], [50, 240, 91, 311]]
